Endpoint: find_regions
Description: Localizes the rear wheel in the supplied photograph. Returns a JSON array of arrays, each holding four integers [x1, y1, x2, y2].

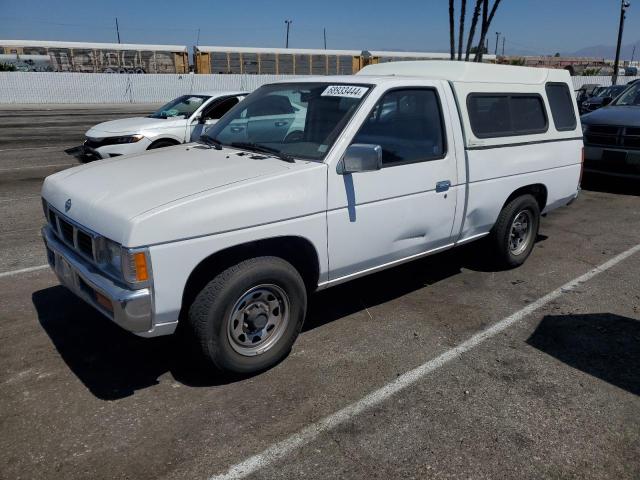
[[188, 256, 307, 374], [489, 194, 540, 268]]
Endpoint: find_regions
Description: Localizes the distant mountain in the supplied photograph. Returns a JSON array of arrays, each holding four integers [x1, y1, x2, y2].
[[568, 39, 640, 59]]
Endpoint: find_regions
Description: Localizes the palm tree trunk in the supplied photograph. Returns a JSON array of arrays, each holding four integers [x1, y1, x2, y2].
[[457, 0, 467, 60], [475, 0, 488, 62], [475, 0, 502, 62], [465, 0, 483, 61], [449, 0, 456, 60]]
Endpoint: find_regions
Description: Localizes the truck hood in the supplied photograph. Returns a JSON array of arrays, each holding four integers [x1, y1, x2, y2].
[[42, 145, 295, 245], [581, 106, 640, 127], [87, 116, 185, 136]]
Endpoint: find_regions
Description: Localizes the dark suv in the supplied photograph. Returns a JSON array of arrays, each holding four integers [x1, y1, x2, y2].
[[582, 81, 640, 178]]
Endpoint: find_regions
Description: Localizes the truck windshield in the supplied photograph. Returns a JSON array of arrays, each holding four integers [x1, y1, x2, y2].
[[204, 83, 371, 161], [612, 83, 640, 106], [149, 95, 210, 119]]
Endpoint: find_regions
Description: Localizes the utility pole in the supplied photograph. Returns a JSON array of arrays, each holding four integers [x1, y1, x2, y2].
[[501, 36, 505, 56], [284, 20, 292, 48], [323, 28, 327, 50], [612, 1, 630, 85], [631, 44, 636, 65], [115, 17, 121, 43], [495, 31, 501, 55]]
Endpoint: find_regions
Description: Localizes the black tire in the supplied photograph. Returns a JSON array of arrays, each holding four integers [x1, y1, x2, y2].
[[148, 139, 178, 150], [188, 256, 307, 374], [489, 194, 540, 268]]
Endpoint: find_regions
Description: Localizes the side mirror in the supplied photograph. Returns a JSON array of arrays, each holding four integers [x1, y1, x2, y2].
[[338, 144, 382, 174], [602, 97, 613, 106]]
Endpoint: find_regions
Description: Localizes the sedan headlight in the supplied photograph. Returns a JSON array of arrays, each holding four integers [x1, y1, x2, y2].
[[96, 238, 150, 285], [112, 134, 144, 144]]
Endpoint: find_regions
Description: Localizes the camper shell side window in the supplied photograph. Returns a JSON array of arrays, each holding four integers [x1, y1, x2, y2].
[[466, 93, 549, 139]]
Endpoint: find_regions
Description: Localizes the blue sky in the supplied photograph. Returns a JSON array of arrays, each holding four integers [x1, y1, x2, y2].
[[0, 0, 638, 55]]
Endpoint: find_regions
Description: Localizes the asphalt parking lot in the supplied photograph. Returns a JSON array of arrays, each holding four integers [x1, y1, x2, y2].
[[1, 106, 639, 480]]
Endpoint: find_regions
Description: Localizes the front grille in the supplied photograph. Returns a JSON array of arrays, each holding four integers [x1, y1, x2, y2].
[[77, 230, 94, 257], [584, 125, 640, 150], [58, 218, 74, 244], [623, 127, 640, 149], [45, 203, 96, 262]]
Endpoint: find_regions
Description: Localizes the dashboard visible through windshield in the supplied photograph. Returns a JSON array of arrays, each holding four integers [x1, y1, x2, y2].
[[203, 83, 371, 161]]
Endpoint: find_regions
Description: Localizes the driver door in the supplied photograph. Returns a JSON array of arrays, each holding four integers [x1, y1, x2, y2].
[[326, 85, 459, 281], [189, 96, 241, 142]]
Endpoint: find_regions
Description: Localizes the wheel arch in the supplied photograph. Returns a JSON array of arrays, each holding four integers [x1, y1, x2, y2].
[[502, 183, 548, 213], [147, 137, 182, 149], [180, 235, 321, 318]]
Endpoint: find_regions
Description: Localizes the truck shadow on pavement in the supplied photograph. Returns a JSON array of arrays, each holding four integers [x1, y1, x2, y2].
[[31, 239, 545, 401], [581, 173, 640, 197], [527, 313, 640, 396]]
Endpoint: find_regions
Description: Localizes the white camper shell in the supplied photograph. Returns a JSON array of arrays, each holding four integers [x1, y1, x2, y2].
[[41, 61, 582, 373]]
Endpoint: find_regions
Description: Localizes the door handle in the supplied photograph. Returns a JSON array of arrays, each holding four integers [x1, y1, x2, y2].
[[435, 180, 451, 193], [230, 126, 245, 133], [274, 121, 289, 127]]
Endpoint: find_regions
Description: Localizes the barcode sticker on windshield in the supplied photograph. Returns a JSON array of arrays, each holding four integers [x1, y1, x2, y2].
[[321, 85, 368, 98]]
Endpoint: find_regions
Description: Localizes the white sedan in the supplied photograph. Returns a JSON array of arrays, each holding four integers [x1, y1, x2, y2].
[[67, 91, 248, 160]]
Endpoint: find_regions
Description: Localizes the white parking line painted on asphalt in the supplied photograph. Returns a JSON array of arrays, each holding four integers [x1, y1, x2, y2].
[[209, 242, 640, 480], [0, 163, 74, 173], [0, 195, 40, 203], [0, 146, 59, 152], [0, 264, 49, 279]]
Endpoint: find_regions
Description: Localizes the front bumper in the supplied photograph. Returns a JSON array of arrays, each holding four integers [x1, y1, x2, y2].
[[42, 225, 153, 333], [65, 138, 152, 161], [583, 145, 640, 178]]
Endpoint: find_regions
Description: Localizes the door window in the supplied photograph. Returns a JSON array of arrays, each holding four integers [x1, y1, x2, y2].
[[351, 88, 446, 166], [202, 96, 240, 120]]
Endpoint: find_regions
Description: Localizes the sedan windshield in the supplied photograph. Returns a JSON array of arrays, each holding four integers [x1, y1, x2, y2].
[[204, 83, 371, 161], [149, 95, 210, 119], [613, 83, 640, 106]]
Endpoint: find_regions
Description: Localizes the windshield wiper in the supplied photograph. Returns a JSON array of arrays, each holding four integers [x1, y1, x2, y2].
[[230, 142, 295, 163], [198, 134, 223, 150]]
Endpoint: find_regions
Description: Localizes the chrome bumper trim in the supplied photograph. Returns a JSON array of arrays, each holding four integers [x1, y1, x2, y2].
[[42, 225, 152, 333]]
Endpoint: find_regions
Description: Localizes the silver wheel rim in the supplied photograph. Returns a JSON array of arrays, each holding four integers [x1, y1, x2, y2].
[[509, 209, 534, 256], [226, 284, 290, 356]]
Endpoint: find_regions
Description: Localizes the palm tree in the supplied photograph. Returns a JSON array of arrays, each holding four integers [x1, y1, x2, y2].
[[465, 0, 483, 61], [449, 0, 456, 60], [474, 0, 502, 62], [457, 0, 467, 60]]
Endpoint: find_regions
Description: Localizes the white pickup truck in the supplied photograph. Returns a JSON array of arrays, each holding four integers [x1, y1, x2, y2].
[[42, 61, 582, 373]]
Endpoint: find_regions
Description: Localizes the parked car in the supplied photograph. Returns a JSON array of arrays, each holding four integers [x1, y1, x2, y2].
[[580, 84, 627, 114], [42, 61, 582, 373], [66, 91, 247, 160], [582, 80, 640, 178], [576, 83, 600, 112]]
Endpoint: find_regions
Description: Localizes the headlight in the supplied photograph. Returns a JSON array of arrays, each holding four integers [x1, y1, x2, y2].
[[96, 238, 150, 285], [112, 134, 144, 144]]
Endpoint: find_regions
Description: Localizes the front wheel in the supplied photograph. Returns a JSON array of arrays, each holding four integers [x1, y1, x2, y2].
[[489, 194, 540, 268], [188, 256, 307, 374]]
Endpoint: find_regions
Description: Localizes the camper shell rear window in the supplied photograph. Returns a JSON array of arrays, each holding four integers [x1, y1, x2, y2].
[[467, 93, 548, 138], [545, 82, 577, 131]]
